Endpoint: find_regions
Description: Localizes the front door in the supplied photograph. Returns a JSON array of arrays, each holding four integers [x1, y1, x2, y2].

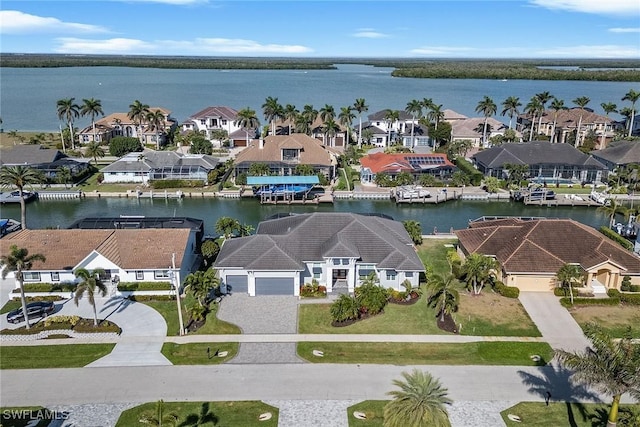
[[332, 269, 349, 294], [333, 269, 347, 281]]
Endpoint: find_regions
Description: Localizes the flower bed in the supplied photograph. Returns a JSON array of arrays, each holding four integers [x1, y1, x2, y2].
[[1, 315, 121, 337]]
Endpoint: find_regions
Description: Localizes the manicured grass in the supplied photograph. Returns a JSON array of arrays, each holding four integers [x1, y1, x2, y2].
[[161, 342, 239, 365], [348, 400, 386, 427], [0, 344, 115, 369], [141, 300, 240, 336], [0, 300, 21, 314], [501, 402, 640, 427], [416, 239, 457, 276], [456, 293, 541, 337], [297, 341, 554, 365], [568, 304, 640, 338], [0, 407, 50, 427], [116, 401, 278, 427]]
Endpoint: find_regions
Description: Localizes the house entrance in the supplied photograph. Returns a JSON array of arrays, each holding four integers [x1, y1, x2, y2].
[[333, 269, 347, 281], [332, 269, 349, 295]]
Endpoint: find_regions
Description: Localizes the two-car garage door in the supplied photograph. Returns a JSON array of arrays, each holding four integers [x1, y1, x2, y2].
[[255, 277, 295, 295]]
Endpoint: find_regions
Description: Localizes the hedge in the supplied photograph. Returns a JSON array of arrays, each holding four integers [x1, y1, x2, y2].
[[150, 179, 204, 189], [495, 282, 519, 298], [599, 227, 634, 251], [453, 157, 483, 186], [620, 293, 640, 305], [560, 297, 620, 307], [127, 295, 174, 302], [15, 283, 77, 293], [117, 281, 172, 291], [10, 295, 64, 302]]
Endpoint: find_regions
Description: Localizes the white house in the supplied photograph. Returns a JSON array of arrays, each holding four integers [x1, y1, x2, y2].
[[181, 106, 241, 145]]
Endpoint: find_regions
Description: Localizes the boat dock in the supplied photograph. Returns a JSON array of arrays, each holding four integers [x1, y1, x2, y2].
[[523, 194, 606, 207], [393, 188, 461, 204], [259, 193, 334, 205]]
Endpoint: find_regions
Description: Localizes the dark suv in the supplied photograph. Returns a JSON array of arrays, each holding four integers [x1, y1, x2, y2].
[[6, 301, 55, 324]]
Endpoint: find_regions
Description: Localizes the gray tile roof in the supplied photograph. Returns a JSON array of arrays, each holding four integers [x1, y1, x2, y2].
[[473, 142, 607, 169], [1, 145, 65, 166], [186, 106, 238, 121], [591, 140, 640, 166], [215, 213, 424, 272], [102, 149, 218, 173]]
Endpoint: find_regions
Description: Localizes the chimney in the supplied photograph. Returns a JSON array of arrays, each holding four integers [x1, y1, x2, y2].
[[259, 138, 264, 149]]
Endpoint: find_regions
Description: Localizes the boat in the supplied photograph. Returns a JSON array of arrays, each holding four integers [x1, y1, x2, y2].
[[0, 219, 22, 237], [397, 185, 431, 199], [526, 189, 556, 201], [0, 190, 37, 204], [589, 191, 610, 205], [252, 183, 314, 196]]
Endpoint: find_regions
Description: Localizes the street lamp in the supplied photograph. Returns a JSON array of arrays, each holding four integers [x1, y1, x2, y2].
[[170, 253, 185, 336]]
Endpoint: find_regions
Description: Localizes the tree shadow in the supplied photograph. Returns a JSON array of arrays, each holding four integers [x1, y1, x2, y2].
[[97, 296, 133, 324], [518, 364, 601, 427], [179, 402, 219, 427]]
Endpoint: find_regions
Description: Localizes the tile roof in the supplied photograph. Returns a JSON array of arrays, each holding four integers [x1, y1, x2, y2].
[[234, 134, 332, 166], [472, 142, 607, 169], [528, 108, 612, 128], [455, 218, 640, 274], [215, 212, 425, 272], [367, 110, 414, 121], [450, 117, 509, 138], [186, 106, 238, 121], [1, 229, 191, 271], [0, 145, 65, 166], [102, 149, 218, 173], [443, 109, 468, 121], [360, 152, 454, 174], [590, 140, 640, 166]]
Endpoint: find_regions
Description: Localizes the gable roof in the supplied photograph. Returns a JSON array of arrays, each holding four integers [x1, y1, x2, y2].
[[443, 109, 468, 121], [0, 145, 66, 166], [234, 134, 332, 166], [1, 228, 191, 271], [215, 212, 424, 272], [590, 140, 640, 166], [472, 142, 607, 169], [102, 149, 218, 173], [360, 152, 454, 174], [526, 108, 612, 128], [451, 117, 510, 139], [455, 218, 640, 274], [186, 106, 238, 121]]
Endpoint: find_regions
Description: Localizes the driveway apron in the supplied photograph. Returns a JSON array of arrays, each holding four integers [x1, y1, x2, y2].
[[518, 292, 590, 353], [217, 294, 302, 363]]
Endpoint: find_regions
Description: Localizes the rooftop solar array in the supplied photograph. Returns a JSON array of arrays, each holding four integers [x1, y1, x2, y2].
[[407, 156, 447, 165]]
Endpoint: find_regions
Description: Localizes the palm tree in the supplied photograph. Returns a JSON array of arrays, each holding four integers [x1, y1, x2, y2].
[[0, 245, 46, 330], [322, 117, 340, 146], [384, 109, 400, 147], [461, 253, 498, 295], [215, 216, 240, 239], [535, 91, 553, 134], [319, 104, 336, 123], [85, 141, 105, 164], [80, 98, 104, 143], [555, 263, 584, 305], [622, 89, 639, 137], [262, 96, 283, 136], [74, 268, 108, 326], [329, 293, 359, 323], [406, 99, 423, 147], [422, 97, 435, 116], [555, 323, 640, 427], [600, 102, 618, 148], [0, 165, 42, 229], [524, 96, 543, 142], [146, 109, 166, 150], [402, 220, 423, 245], [475, 96, 496, 147], [597, 198, 622, 227], [139, 399, 180, 427], [56, 97, 80, 150], [427, 273, 460, 322], [283, 103, 298, 135], [294, 113, 311, 135], [353, 98, 368, 148], [234, 108, 260, 146], [549, 98, 567, 143], [428, 103, 444, 131], [183, 269, 220, 308], [501, 96, 521, 129], [128, 100, 150, 145], [384, 369, 452, 427], [56, 166, 72, 188], [338, 106, 355, 145], [572, 96, 591, 147]]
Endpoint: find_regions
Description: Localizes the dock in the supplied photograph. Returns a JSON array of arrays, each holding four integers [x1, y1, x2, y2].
[[259, 193, 333, 205], [523, 194, 605, 207], [393, 188, 461, 204]]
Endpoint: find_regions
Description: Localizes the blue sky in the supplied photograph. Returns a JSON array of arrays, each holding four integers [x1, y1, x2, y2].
[[1, 0, 639, 58]]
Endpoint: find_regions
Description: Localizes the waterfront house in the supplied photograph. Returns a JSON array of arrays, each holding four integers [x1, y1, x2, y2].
[[214, 212, 424, 296], [274, 117, 349, 148], [456, 217, 640, 292], [358, 110, 418, 147], [450, 117, 518, 148], [101, 149, 219, 184], [590, 140, 640, 171], [181, 106, 241, 145], [359, 152, 455, 184], [78, 107, 177, 146], [472, 141, 607, 184], [0, 145, 90, 180], [233, 134, 336, 180], [0, 228, 197, 288]]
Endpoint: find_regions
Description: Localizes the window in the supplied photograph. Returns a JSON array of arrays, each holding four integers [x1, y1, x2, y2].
[[312, 266, 322, 279], [282, 149, 299, 161], [154, 270, 170, 280], [333, 259, 340, 265], [342, 258, 349, 265], [23, 272, 41, 282], [51, 272, 60, 282], [405, 272, 414, 278], [221, 120, 227, 125], [136, 271, 144, 280], [200, 119, 206, 125], [386, 270, 397, 281]]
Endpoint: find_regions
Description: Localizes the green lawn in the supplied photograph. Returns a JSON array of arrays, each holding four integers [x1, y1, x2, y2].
[[161, 342, 239, 365], [0, 407, 50, 427], [297, 341, 554, 365], [141, 300, 240, 336], [116, 401, 278, 427], [417, 239, 457, 276], [348, 401, 386, 427], [0, 344, 115, 369], [569, 304, 640, 338], [501, 402, 640, 427]]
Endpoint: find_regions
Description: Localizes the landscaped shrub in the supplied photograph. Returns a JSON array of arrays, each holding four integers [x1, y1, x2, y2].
[[300, 281, 326, 298], [560, 297, 620, 307], [17, 282, 77, 292], [620, 293, 640, 305], [150, 179, 204, 189], [553, 287, 567, 297], [330, 294, 360, 323], [127, 295, 174, 302], [494, 282, 520, 298], [117, 281, 172, 291], [629, 285, 640, 292], [599, 227, 634, 251], [620, 275, 632, 291], [355, 283, 388, 315], [44, 315, 80, 327], [607, 288, 621, 298], [11, 296, 64, 303], [453, 157, 483, 186], [109, 136, 142, 157]]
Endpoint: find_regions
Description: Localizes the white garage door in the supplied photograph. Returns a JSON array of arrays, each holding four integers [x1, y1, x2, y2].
[[255, 277, 295, 295]]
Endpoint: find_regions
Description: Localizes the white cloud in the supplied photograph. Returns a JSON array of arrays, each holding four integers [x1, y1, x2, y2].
[[352, 28, 389, 39], [537, 44, 640, 58], [410, 46, 476, 56], [0, 11, 108, 35], [54, 38, 155, 54], [180, 38, 312, 54], [609, 27, 640, 33], [530, 0, 639, 16]]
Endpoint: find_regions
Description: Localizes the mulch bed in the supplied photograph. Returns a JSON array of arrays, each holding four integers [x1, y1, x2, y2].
[[388, 292, 421, 305], [436, 312, 459, 334]]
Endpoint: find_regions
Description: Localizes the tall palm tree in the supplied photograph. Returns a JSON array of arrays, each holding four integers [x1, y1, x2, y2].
[[0, 245, 46, 330], [384, 369, 452, 427], [146, 109, 166, 150], [501, 96, 521, 129], [524, 97, 543, 142], [0, 165, 42, 229], [475, 96, 496, 147], [338, 106, 355, 145], [461, 253, 498, 295], [555, 323, 640, 427], [422, 97, 435, 115], [319, 104, 336, 123], [384, 109, 400, 147], [234, 108, 259, 146], [56, 97, 80, 150], [294, 113, 311, 135], [406, 99, 423, 147], [549, 98, 567, 143], [85, 141, 105, 164], [353, 98, 368, 148], [283, 103, 298, 135], [535, 91, 553, 134], [572, 96, 591, 147], [128, 100, 150, 145], [261, 96, 283, 136], [427, 273, 460, 322], [80, 98, 104, 143], [322, 117, 340, 146], [600, 102, 618, 148], [73, 268, 108, 326], [597, 198, 622, 227], [555, 263, 584, 305], [428, 103, 444, 131], [622, 89, 639, 137]]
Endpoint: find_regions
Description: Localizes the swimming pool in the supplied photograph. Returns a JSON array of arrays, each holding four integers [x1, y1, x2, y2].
[[530, 177, 577, 185]]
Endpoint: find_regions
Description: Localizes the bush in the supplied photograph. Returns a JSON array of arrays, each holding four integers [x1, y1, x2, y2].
[[355, 283, 388, 315], [300, 281, 326, 298], [44, 315, 81, 327], [117, 281, 172, 291], [453, 157, 483, 186], [620, 275, 632, 291], [608, 288, 620, 298], [599, 227, 634, 251], [629, 285, 640, 293], [620, 292, 640, 305], [150, 179, 204, 189], [494, 282, 520, 298], [10, 295, 64, 302], [127, 295, 174, 302], [553, 287, 567, 297], [16, 282, 77, 292], [109, 136, 142, 157], [560, 297, 620, 307]]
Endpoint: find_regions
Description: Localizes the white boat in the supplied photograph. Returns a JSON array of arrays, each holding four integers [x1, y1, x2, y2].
[[0, 218, 22, 237], [397, 185, 431, 199], [589, 191, 610, 205], [0, 190, 37, 204]]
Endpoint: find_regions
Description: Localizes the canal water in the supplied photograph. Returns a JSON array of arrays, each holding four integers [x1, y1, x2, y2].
[[1, 197, 610, 236]]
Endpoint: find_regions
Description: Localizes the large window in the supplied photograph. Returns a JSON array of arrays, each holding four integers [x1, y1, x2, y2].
[[154, 270, 170, 280], [282, 149, 299, 161], [386, 270, 397, 281], [23, 272, 41, 282]]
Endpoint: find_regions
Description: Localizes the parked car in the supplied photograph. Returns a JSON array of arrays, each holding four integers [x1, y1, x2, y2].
[[6, 301, 55, 324]]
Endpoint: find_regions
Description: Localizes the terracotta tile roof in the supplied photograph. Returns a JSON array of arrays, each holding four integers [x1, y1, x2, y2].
[[455, 218, 640, 274], [234, 134, 332, 166], [451, 117, 510, 138], [443, 109, 468, 121], [1, 229, 191, 271], [533, 108, 612, 128], [360, 152, 454, 174]]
